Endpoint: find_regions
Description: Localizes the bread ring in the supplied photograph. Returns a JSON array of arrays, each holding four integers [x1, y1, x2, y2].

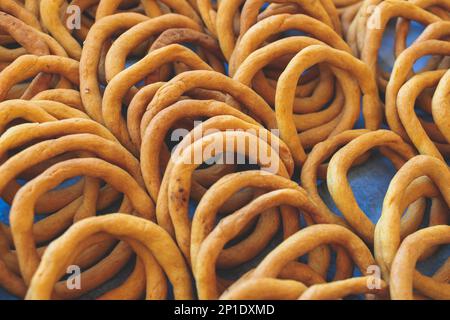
[[385, 40, 450, 142], [9, 157, 153, 283], [250, 224, 376, 280], [102, 44, 213, 154], [25, 213, 193, 299], [0, 55, 79, 101], [390, 225, 450, 300], [398, 70, 449, 160], [104, 14, 202, 81], [276, 45, 381, 165], [375, 155, 449, 289], [141, 70, 277, 135], [194, 188, 326, 299]]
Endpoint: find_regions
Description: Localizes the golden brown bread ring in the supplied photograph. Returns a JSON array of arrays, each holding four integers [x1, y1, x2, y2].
[[140, 70, 277, 136], [104, 13, 202, 81], [233, 36, 341, 115], [194, 188, 329, 299], [385, 40, 450, 143], [191, 170, 350, 276], [155, 116, 293, 264], [375, 155, 449, 292], [394, 0, 450, 67], [326, 130, 426, 244], [0, 100, 89, 214], [80, 12, 148, 123], [233, 37, 348, 139], [102, 44, 213, 154], [276, 45, 381, 166], [228, 13, 351, 76], [9, 157, 153, 285], [25, 213, 193, 300], [190, 172, 302, 271], [398, 70, 449, 160], [0, 132, 148, 292], [361, 0, 441, 90], [390, 225, 450, 300], [250, 224, 376, 280], [0, 119, 118, 243], [164, 130, 292, 261], [301, 129, 428, 238], [298, 276, 388, 300], [0, 55, 79, 101], [140, 99, 260, 202], [147, 28, 226, 81], [239, 0, 338, 40]]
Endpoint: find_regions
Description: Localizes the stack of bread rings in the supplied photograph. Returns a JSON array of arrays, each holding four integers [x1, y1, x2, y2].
[[0, 0, 448, 300]]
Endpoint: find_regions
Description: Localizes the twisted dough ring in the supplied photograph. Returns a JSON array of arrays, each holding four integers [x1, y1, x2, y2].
[[361, 0, 441, 90], [390, 225, 450, 300], [0, 100, 90, 213], [226, 15, 350, 115], [239, 0, 339, 39], [194, 187, 351, 299], [0, 133, 149, 288], [398, 70, 450, 160], [40, 0, 83, 59], [233, 36, 346, 115], [191, 168, 353, 280], [0, 55, 79, 101], [216, 1, 337, 60], [156, 116, 294, 258], [162, 130, 293, 261], [298, 276, 388, 300], [247, 224, 376, 288], [104, 13, 202, 82], [432, 68, 450, 143], [232, 37, 351, 149], [395, 0, 450, 61], [229, 13, 350, 76], [102, 44, 213, 155], [0, 119, 119, 244], [375, 155, 449, 298], [79, 12, 148, 123], [385, 40, 450, 144], [276, 45, 382, 166], [9, 158, 153, 288], [326, 130, 438, 244], [146, 28, 226, 82], [302, 129, 431, 240], [191, 172, 305, 270], [191, 186, 356, 299], [140, 70, 277, 135], [140, 99, 260, 202], [25, 213, 193, 300]]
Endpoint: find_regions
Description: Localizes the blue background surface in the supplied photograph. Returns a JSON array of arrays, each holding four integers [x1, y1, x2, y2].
[[0, 20, 448, 299]]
